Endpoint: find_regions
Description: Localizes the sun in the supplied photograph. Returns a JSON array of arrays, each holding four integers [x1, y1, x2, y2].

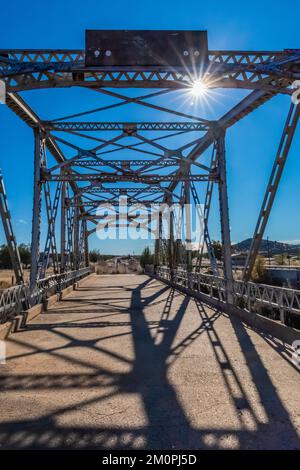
[[190, 80, 208, 97]]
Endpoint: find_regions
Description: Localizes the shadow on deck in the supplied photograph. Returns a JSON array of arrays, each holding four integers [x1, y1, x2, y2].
[[0, 274, 299, 450]]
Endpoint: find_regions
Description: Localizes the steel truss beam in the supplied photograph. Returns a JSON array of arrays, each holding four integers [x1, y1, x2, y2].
[[84, 214, 150, 220], [38, 181, 61, 278], [2, 36, 299, 302], [215, 129, 233, 303], [67, 200, 164, 208], [195, 144, 219, 275], [1, 49, 299, 93], [73, 205, 80, 270], [78, 186, 170, 194], [5, 92, 85, 207], [49, 158, 182, 169], [65, 189, 75, 271], [60, 180, 67, 273], [47, 157, 210, 174], [165, 89, 276, 197], [30, 129, 43, 291], [244, 102, 300, 282], [45, 173, 215, 183], [83, 218, 89, 267], [0, 173, 24, 284], [190, 174, 219, 276], [43, 121, 209, 132]]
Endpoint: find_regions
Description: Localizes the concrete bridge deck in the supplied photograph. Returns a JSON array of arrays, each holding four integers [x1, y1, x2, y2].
[[0, 273, 299, 450]]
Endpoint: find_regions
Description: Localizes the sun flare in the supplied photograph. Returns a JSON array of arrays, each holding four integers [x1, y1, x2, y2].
[[191, 80, 208, 97]]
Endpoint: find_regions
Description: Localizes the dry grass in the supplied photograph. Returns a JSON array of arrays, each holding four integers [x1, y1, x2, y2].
[[0, 269, 30, 288], [0, 268, 55, 289]]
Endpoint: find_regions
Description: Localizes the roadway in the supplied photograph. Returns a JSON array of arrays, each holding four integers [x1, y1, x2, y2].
[[0, 273, 299, 449]]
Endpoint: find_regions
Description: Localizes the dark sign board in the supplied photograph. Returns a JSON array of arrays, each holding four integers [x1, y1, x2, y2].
[[85, 30, 208, 68]]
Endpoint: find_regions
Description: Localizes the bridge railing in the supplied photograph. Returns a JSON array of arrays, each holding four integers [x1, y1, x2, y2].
[[155, 266, 300, 324], [0, 267, 91, 324]]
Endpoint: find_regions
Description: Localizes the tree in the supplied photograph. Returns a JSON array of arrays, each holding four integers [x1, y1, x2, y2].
[[0, 245, 12, 268], [18, 244, 31, 267], [140, 247, 154, 268], [211, 240, 223, 261], [89, 249, 101, 263], [0, 244, 31, 269]]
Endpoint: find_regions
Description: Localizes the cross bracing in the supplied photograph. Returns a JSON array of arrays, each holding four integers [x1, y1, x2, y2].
[[0, 31, 299, 327]]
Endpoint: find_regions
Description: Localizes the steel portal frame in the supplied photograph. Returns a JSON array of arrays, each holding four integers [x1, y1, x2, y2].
[[0, 34, 300, 305]]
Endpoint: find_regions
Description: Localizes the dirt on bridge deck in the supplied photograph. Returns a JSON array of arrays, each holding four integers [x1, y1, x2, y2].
[[0, 273, 299, 450]]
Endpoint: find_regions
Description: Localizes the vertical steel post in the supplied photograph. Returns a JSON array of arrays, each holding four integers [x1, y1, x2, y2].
[[83, 219, 89, 268], [73, 204, 80, 270], [183, 170, 193, 276], [29, 128, 42, 292], [215, 128, 233, 304], [60, 180, 66, 273], [167, 195, 175, 280], [154, 211, 162, 271], [66, 205, 74, 270]]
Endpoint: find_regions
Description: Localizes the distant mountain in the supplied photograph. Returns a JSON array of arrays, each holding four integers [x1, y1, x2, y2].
[[232, 238, 300, 255]]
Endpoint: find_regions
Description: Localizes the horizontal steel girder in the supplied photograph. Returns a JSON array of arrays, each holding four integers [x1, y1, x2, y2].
[[58, 158, 181, 168], [42, 121, 209, 132], [67, 200, 166, 207], [77, 186, 171, 195], [45, 173, 216, 183], [1, 50, 299, 92], [83, 214, 150, 221]]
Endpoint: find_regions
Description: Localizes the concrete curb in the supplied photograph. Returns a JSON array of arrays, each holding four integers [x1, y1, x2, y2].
[[0, 321, 13, 341], [0, 303, 43, 340], [0, 274, 93, 340], [153, 275, 300, 346], [59, 284, 74, 300], [76, 273, 94, 288], [44, 293, 59, 311]]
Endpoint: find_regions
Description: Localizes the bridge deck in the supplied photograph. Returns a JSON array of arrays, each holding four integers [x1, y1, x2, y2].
[[0, 273, 299, 449]]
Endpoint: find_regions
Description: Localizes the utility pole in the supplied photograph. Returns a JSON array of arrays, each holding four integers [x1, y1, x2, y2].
[[267, 236, 271, 267]]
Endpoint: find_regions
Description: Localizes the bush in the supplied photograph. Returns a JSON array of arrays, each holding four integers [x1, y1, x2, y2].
[[89, 249, 100, 263], [251, 255, 267, 283], [274, 254, 287, 265], [140, 247, 154, 268]]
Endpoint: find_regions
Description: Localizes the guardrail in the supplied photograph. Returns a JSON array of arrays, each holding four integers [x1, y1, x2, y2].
[[154, 266, 300, 325], [0, 267, 91, 324]]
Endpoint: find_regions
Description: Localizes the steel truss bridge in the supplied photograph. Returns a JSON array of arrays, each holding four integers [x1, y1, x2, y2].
[[1, 32, 300, 328]]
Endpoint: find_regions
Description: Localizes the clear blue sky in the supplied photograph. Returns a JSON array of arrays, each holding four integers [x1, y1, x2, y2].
[[0, 0, 300, 254]]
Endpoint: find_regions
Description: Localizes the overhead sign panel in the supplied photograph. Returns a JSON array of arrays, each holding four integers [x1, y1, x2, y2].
[[85, 30, 208, 69]]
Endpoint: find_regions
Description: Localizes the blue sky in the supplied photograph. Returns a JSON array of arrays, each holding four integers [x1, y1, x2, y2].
[[0, 0, 300, 254]]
